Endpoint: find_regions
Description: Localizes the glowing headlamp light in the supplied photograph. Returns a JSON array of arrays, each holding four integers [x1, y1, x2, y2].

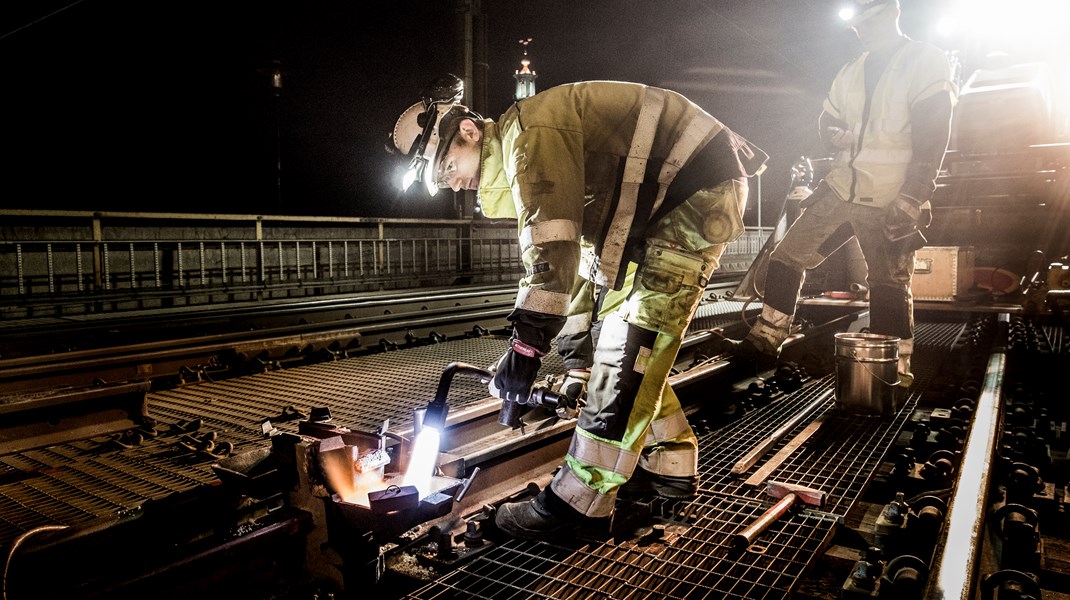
[[397, 101, 451, 197], [839, 0, 894, 26]]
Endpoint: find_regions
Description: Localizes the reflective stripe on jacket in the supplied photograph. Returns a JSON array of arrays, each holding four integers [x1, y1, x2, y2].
[[478, 82, 766, 317], [823, 41, 956, 208]]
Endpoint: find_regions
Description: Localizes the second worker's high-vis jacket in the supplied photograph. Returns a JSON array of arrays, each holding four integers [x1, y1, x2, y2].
[[476, 81, 767, 347], [822, 40, 957, 208]]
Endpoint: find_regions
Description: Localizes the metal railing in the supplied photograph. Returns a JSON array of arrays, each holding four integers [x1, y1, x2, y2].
[[3, 237, 519, 294], [1, 210, 768, 317]]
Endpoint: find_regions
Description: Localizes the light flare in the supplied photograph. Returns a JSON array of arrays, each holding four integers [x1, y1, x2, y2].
[[402, 426, 441, 499], [343, 471, 390, 507]]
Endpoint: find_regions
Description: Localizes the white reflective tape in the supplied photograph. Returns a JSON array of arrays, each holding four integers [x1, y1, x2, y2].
[[750, 305, 793, 350], [567, 432, 640, 475], [558, 312, 592, 337], [519, 219, 580, 248], [647, 410, 690, 444], [651, 113, 720, 214], [515, 286, 570, 315], [598, 88, 666, 287], [633, 345, 652, 375], [623, 89, 665, 184], [759, 304, 792, 329], [550, 464, 617, 518], [638, 447, 698, 477]]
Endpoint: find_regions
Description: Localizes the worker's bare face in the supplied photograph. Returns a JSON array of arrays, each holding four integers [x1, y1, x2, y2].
[[435, 119, 483, 192]]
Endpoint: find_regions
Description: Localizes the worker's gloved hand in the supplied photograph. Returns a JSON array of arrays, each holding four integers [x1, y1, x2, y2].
[[826, 127, 855, 150], [882, 194, 926, 242], [488, 339, 543, 403], [555, 368, 590, 419], [560, 369, 590, 406]]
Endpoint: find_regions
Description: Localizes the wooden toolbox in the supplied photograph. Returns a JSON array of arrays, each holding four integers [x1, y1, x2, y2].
[[912, 246, 976, 301]]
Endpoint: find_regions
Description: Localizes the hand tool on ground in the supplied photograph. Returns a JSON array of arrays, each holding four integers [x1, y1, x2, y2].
[[743, 413, 829, 488], [732, 481, 825, 550], [730, 389, 832, 477]]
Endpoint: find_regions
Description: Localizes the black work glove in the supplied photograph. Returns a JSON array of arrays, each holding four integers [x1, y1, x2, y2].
[[883, 194, 927, 242], [488, 340, 542, 403]]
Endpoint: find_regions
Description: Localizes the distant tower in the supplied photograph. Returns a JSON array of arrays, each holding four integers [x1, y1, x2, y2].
[[514, 38, 537, 101]]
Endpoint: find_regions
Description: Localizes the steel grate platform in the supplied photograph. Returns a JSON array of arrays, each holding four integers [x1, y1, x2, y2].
[[147, 336, 543, 436], [0, 336, 563, 551], [408, 496, 836, 600], [405, 329, 955, 600], [693, 377, 917, 516], [404, 380, 908, 599], [0, 317, 961, 596], [688, 300, 757, 333]]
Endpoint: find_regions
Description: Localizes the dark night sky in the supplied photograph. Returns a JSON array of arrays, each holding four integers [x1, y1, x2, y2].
[[2, 0, 959, 221]]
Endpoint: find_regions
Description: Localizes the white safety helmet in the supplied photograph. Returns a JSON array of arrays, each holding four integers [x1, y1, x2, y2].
[[839, 0, 898, 26], [391, 74, 474, 196]]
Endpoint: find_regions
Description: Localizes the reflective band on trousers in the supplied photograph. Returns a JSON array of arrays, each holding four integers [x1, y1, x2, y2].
[[559, 312, 593, 337], [639, 447, 698, 477], [550, 464, 617, 518], [515, 286, 570, 316], [750, 305, 792, 349], [643, 409, 690, 446], [520, 219, 581, 248], [567, 431, 640, 476], [593, 87, 665, 288]]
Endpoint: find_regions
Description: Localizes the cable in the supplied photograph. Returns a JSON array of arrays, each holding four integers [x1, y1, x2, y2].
[[3, 524, 68, 600], [0, 0, 89, 42], [740, 296, 759, 328]]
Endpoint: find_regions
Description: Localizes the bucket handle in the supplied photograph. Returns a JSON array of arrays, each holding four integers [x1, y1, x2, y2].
[[850, 349, 901, 387]]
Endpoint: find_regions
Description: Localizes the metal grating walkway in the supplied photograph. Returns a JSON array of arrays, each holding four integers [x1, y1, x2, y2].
[[0, 318, 961, 598], [0, 336, 563, 551], [411, 493, 838, 600], [405, 358, 935, 599], [692, 377, 917, 516], [688, 299, 757, 333]]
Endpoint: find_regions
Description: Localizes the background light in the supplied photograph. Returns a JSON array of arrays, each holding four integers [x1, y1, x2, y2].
[[938, 0, 1070, 43], [935, 17, 956, 38]]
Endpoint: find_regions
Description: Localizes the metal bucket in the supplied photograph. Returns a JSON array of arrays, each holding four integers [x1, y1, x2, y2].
[[834, 332, 900, 416]]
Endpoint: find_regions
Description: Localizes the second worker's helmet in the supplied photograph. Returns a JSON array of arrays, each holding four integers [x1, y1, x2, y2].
[[840, 0, 898, 27]]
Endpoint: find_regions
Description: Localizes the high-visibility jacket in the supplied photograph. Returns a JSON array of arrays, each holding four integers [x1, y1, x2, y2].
[[477, 81, 767, 350], [823, 40, 957, 208]]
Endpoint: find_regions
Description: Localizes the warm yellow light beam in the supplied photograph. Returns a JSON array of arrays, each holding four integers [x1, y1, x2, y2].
[[402, 426, 441, 499]]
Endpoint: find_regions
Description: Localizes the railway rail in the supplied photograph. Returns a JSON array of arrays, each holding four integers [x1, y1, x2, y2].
[[1, 283, 1063, 600]]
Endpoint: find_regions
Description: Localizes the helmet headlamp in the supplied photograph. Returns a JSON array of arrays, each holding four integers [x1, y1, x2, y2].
[[391, 74, 470, 197], [839, 0, 896, 26]]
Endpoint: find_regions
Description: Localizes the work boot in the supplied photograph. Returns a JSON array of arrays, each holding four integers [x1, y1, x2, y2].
[[897, 371, 915, 388], [618, 468, 699, 500], [494, 489, 608, 541]]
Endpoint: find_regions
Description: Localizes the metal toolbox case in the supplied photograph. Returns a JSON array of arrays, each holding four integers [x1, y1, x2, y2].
[[912, 246, 976, 301]]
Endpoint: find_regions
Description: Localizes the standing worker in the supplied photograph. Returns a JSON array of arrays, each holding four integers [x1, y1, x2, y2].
[[726, 0, 957, 386], [391, 75, 767, 539]]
